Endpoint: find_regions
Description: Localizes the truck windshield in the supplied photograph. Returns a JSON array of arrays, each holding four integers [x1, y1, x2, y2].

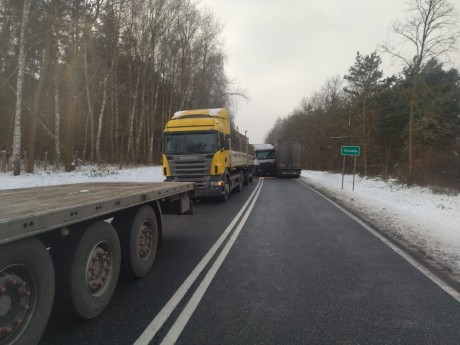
[[255, 150, 276, 159], [164, 132, 218, 154]]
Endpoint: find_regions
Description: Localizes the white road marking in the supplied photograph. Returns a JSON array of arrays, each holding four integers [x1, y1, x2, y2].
[[134, 180, 263, 345], [296, 179, 460, 303], [160, 180, 264, 345]]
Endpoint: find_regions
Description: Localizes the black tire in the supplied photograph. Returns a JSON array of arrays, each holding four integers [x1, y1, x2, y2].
[[115, 206, 159, 278], [243, 170, 250, 185], [67, 221, 121, 319], [0, 238, 55, 345], [234, 172, 243, 193], [220, 178, 230, 202]]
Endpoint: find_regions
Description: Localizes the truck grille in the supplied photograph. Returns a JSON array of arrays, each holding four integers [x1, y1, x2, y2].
[[168, 156, 212, 189]]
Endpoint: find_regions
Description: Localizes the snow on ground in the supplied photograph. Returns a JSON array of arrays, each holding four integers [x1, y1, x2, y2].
[[0, 166, 164, 189], [1, 166, 459, 287]]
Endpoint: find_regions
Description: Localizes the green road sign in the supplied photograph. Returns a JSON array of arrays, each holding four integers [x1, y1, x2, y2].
[[341, 146, 361, 156]]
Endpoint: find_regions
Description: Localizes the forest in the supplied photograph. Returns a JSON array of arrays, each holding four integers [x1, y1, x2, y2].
[[1, 0, 459, 191], [265, 1, 460, 190], [265, 56, 459, 190], [0, 0, 232, 174]]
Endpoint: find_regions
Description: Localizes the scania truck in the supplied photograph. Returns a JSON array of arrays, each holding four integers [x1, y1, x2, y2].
[[162, 108, 254, 201]]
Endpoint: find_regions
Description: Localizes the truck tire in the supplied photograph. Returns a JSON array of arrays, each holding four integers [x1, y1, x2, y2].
[[0, 238, 55, 345], [220, 178, 230, 202], [67, 221, 121, 319], [234, 172, 243, 192], [114, 206, 158, 278], [243, 170, 250, 185]]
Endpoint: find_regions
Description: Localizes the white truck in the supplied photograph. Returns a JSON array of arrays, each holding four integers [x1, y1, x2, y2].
[[253, 144, 276, 177], [0, 181, 194, 345]]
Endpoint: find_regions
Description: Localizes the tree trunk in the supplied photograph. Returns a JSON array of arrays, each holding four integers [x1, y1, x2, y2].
[[84, 47, 95, 163], [27, 31, 51, 173], [112, 56, 120, 165], [0, 0, 12, 77], [10, 0, 31, 176], [64, 39, 78, 172], [407, 81, 417, 186], [361, 98, 368, 177], [54, 60, 61, 171], [127, 67, 140, 163], [147, 82, 160, 165], [135, 72, 146, 163], [96, 74, 109, 162], [384, 136, 394, 179]]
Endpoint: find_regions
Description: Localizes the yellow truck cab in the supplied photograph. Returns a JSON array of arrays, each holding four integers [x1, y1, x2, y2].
[[162, 108, 254, 201]]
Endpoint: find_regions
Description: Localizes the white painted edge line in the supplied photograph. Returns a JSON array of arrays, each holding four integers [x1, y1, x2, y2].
[[296, 179, 460, 303], [161, 180, 264, 345], [133, 180, 263, 345]]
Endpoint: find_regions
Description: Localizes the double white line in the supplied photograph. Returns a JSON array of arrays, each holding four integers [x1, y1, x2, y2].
[[134, 179, 264, 345]]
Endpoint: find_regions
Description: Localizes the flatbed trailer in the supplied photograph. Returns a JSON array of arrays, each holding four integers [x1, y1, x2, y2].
[[0, 182, 194, 345]]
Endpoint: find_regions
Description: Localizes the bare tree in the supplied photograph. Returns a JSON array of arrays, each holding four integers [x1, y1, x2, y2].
[[381, 0, 460, 185], [96, 73, 109, 162], [10, 0, 31, 175], [1, 0, 231, 169], [52, 2, 61, 171], [27, 17, 53, 173], [84, 46, 95, 163]]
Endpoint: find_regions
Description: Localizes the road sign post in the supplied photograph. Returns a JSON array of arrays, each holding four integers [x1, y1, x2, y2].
[[341, 146, 361, 191]]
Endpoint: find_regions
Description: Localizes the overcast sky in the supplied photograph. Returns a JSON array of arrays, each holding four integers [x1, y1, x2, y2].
[[199, 0, 460, 144]]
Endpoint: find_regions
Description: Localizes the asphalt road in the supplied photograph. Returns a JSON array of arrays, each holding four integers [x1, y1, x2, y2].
[[39, 177, 460, 345]]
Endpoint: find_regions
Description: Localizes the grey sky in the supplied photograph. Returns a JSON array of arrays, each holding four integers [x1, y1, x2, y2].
[[200, 0, 460, 144]]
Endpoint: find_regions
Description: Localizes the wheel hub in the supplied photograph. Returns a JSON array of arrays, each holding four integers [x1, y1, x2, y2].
[[0, 269, 33, 342], [86, 243, 113, 297], [139, 222, 153, 261]]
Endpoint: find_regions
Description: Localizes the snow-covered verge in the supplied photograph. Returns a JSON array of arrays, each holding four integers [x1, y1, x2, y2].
[[300, 170, 460, 289], [0, 166, 459, 289], [0, 166, 165, 189]]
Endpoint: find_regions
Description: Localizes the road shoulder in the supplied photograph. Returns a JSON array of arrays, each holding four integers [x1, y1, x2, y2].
[[298, 177, 460, 293]]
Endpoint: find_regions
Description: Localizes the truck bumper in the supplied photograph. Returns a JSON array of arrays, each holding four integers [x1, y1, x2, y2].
[[254, 167, 276, 176], [276, 170, 301, 178], [165, 176, 225, 199], [194, 187, 225, 198]]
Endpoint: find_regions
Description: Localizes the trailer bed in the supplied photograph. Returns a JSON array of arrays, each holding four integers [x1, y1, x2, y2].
[[0, 182, 194, 244]]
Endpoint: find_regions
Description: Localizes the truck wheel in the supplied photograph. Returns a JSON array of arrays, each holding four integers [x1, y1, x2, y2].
[[115, 206, 158, 278], [220, 179, 230, 202], [243, 171, 250, 185], [67, 221, 121, 319], [235, 172, 243, 192], [0, 238, 55, 345]]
